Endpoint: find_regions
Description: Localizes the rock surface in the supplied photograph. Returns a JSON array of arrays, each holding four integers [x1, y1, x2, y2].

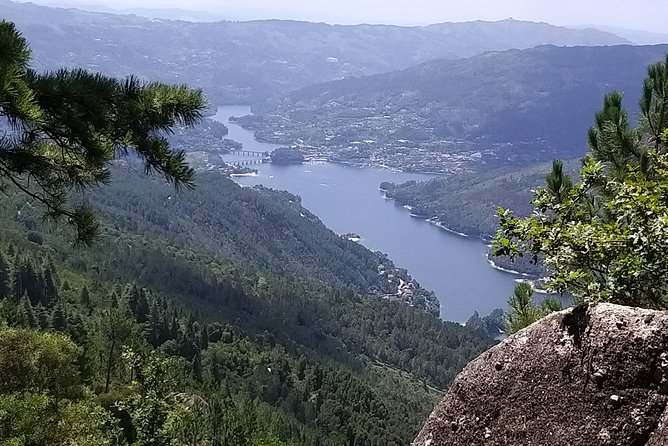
[[413, 303, 668, 446]]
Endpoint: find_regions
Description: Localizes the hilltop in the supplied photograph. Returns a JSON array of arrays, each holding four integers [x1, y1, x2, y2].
[[1, 0, 628, 103], [248, 44, 668, 172]]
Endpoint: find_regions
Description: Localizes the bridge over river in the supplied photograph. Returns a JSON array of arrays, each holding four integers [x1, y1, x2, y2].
[[224, 149, 270, 166], [230, 149, 267, 157]]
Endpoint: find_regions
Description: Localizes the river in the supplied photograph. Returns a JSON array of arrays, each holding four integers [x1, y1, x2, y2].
[[212, 105, 521, 322]]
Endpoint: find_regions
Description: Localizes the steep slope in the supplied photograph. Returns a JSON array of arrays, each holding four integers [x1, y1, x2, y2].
[[89, 165, 439, 314], [0, 166, 493, 444], [251, 45, 668, 170], [1, 0, 628, 103], [380, 159, 580, 238], [413, 303, 668, 446]]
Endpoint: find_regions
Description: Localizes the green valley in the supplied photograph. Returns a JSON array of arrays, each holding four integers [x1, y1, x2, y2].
[[249, 45, 668, 172]]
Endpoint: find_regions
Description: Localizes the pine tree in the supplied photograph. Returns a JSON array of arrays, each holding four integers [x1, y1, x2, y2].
[[0, 253, 9, 299], [25, 262, 42, 305], [144, 303, 164, 347], [505, 283, 539, 334], [79, 285, 91, 307], [199, 324, 209, 350], [41, 266, 58, 306], [110, 292, 119, 308], [0, 20, 205, 244], [191, 352, 203, 382], [100, 308, 135, 392], [505, 283, 562, 334], [10, 259, 23, 302], [136, 289, 150, 324], [126, 284, 140, 315], [34, 302, 48, 328], [545, 160, 573, 204], [50, 303, 67, 330], [495, 55, 668, 307], [17, 292, 36, 328]]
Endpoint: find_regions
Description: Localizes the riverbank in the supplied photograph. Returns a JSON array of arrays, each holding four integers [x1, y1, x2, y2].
[[215, 105, 523, 321], [486, 256, 532, 277], [381, 187, 547, 284], [427, 218, 470, 238], [380, 188, 474, 239]]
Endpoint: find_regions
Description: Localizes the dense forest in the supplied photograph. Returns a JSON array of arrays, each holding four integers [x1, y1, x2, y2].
[[92, 165, 439, 315], [0, 17, 495, 444], [0, 164, 492, 445], [3, 0, 668, 441]]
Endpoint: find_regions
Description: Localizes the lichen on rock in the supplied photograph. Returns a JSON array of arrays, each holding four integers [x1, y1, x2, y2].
[[413, 303, 668, 446]]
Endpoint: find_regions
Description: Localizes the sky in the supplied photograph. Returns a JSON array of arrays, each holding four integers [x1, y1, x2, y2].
[[32, 0, 668, 33]]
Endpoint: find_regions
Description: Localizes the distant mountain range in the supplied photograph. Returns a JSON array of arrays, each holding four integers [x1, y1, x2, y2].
[[2, 0, 629, 103], [251, 44, 668, 165], [571, 25, 668, 45], [15, 0, 225, 21]]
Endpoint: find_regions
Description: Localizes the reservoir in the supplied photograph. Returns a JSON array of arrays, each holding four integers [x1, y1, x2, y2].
[[212, 106, 520, 322]]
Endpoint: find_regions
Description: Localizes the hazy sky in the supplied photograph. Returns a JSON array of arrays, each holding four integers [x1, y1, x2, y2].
[[39, 0, 668, 33]]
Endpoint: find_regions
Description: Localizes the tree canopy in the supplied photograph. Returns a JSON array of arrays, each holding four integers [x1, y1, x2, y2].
[[0, 20, 205, 243], [494, 54, 668, 309]]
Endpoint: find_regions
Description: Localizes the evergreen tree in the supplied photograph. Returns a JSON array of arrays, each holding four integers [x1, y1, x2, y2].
[[50, 302, 67, 330], [136, 289, 150, 324], [99, 307, 135, 393], [191, 352, 203, 382], [505, 282, 537, 334], [144, 303, 165, 347], [110, 292, 119, 308], [41, 266, 58, 306], [17, 292, 36, 328], [34, 302, 49, 329], [545, 159, 573, 204], [79, 285, 91, 308], [126, 284, 140, 315], [0, 20, 205, 243], [495, 55, 668, 308], [199, 324, 209, 350], [11, 259, 41, 304], [10, 259, 24, 303], [504, 283, 561, 334], [0, 252, 9, 299]]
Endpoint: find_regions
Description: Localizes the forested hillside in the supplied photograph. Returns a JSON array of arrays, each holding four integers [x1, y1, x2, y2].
[[249, 45, 668, 170], [381, 160, 580, 239], [0, 164, 492, 444], [0, 17, 493, 444], [1, 0, 627, 103], [92, 165, 439, 314]]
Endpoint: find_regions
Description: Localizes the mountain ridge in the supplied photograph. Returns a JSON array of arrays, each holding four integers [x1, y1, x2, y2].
[[247, 44, 668, 171], [1, 0, 629, 104]]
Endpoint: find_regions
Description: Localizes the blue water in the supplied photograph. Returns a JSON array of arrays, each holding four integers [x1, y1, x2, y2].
[[212, 106, 520, 322]]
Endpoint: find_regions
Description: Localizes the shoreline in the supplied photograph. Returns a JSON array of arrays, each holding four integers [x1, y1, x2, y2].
[[215, 106, 449, 176], [486, 257, 532, 277], [426, 218, 470, 238], [513, 278, 552, 294], [312, 157, 449, 175], [382, 188, 544, 281], [223, 106, 539, 290], [380, 189, 472, 238]]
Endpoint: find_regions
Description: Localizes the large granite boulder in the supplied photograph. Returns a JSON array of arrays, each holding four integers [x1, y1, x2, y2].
[[413, 303, 668, 446]]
